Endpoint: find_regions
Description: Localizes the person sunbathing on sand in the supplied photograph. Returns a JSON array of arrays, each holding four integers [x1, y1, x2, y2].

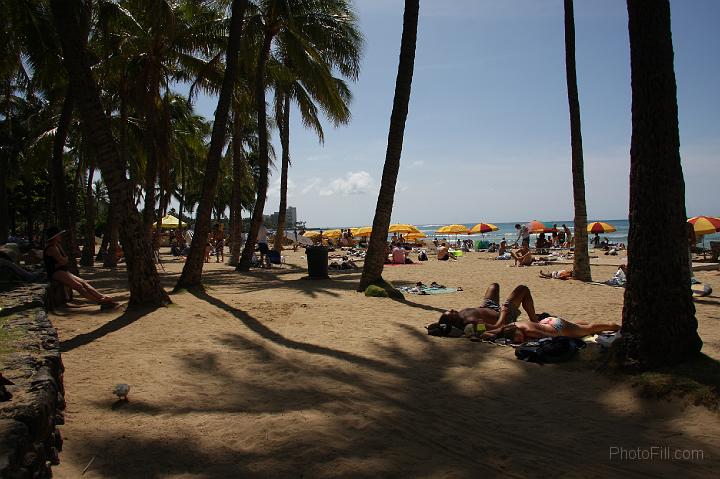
[[539, 269, 573, 280], [437, 242, 456, 261], [481, 317, 620, 343], [437, 283, 537, 331], [511, 245, 533, 266]]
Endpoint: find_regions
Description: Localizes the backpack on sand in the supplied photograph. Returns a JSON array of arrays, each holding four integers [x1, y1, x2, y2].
[[514, 337, 586, 364]]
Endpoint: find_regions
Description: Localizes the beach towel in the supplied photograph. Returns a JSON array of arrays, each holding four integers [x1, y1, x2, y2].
[[399, 285, 461, 295]]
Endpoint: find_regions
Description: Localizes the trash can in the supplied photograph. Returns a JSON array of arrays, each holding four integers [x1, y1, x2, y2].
[[306, 245, 329, 279]]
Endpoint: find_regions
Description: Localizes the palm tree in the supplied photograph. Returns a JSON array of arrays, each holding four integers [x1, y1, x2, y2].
[[237, 0, 362, 270], [619, 0, 701, 368], [174, 0, 249, 290], [50, 0, 170, 307], [269, 57, 357, 252], [563, 0, 591, 282], [358, 0, 419, 291]]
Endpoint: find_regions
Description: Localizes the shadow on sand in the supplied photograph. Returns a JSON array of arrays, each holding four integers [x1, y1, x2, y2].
[[63, 290, 719, 478]]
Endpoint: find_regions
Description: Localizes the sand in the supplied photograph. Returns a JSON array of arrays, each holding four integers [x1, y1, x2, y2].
[[50, 248, 720, 478]]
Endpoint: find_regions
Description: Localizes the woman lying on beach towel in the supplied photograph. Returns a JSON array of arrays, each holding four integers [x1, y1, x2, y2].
[[481, 316, 620, 343]]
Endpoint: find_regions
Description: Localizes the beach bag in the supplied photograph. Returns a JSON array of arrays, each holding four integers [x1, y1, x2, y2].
[[514, 337, 586, 364], [426, 322, 464, 337], [418, 250, 428, 261]]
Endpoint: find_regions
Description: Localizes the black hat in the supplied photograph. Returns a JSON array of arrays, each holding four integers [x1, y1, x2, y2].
[[45, 226, 66, 242]]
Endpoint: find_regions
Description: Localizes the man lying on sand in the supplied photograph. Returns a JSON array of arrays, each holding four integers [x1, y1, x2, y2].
[[438, 283, 537, 330], [481, 317, 620, 343]]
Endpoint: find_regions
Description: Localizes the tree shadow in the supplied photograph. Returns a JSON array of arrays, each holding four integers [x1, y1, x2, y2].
[[67, 319, 720, 478], [60, 306, 159, 352], [57, 281, 720, 477]]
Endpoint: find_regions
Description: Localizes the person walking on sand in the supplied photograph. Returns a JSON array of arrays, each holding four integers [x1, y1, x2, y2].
[[43, 227, 118, 309]]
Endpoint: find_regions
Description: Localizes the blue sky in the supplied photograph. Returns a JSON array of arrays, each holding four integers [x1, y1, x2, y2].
[[192, 0, 720, 228]]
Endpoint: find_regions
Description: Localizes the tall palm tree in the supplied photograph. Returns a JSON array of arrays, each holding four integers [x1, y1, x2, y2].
[[619, 0, 701, 368], [358, 0, 419, 291], [563, 0, 591, 282], [237, 0, 362, 270], [174, 0, 249, 290], [269, 56, 356, 252], [50, 0, 170, 307]]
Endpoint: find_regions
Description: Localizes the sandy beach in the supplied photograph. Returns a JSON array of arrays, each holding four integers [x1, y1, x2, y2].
[[51, 249, 719, 478]]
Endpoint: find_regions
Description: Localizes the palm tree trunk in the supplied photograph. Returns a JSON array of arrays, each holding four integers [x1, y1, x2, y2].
[[0, 84, 11, 242], [174, 0, 249, 290], [142, 98, 160, 238], [51, 0, 169, 307], [0, 155, 10, 243], [229, 110, 244, 266], [179, 153, 185, 229], [79, 164, 96, 266], [51, 87, 79, 274], [359, 0, 419, 291], [618, 0, 701, 368], [103, 202, 119, 268], [564, 0, 591, 282], [237, 28, 275, 271], [273, 94, 290, 252]]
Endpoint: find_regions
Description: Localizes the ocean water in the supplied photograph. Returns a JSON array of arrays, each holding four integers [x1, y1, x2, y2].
[[316, 219, 720, 246], [415, 219, 720, 247]]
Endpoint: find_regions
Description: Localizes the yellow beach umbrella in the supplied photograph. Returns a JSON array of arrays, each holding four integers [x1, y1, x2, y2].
[[351, 226, 373, 237], [303, 230, 321, 238], [322, 229, 343, 239], [587, 221, 617, 234], [469, 223, 499, 234], [688, 216, 720, 236], [389, 224, 420, 234], [153, 214, 187, 229], [436, 224, 470, 235], [404, 232, 427, 240]]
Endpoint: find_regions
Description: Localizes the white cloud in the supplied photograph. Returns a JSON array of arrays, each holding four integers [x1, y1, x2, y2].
[[301, 177, 322, 195], [318, 171, 375, 196], [267, 178, 296, 198]]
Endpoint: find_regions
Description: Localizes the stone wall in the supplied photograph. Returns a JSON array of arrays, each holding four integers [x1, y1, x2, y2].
[[0, 284, 64, 479]]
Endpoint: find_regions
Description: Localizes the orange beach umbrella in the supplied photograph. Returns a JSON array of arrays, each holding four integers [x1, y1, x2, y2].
[[526, 220, 547, 233]]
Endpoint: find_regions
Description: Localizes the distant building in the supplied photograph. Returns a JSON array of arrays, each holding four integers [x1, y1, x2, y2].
[[263, 206, 298, 229]]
